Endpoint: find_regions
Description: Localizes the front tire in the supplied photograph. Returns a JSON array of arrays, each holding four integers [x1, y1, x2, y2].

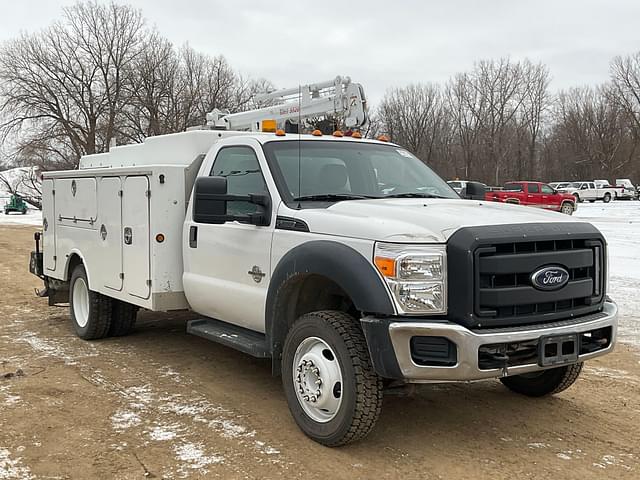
[[603, 193, 611, 203], [69, 264, 112, 340], [560, 202, 574, 215], [500, 363, 583, 397], [282, 311, 383, 446]]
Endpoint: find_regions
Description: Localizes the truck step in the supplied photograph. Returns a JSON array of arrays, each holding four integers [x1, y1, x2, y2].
[[186, 318, 271, 358]]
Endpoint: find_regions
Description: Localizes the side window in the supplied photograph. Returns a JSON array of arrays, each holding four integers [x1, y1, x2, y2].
[[589, 183, 595, 189], [527, 183, 540, 194], [210, 146, 268, 218], [541, 184, 554, 194]]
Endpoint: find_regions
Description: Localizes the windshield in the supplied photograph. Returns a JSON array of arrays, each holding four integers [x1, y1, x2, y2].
[[263, 140, 458, 203]]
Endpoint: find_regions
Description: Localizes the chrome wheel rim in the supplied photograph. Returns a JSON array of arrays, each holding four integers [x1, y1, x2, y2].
[[292, 336, 343, 423], [72, 277, 90, 328]]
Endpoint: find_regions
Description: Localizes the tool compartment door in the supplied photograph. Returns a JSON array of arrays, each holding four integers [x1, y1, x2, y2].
[[42, 179, 56, 271], [98, 177, 123, 291], [123, 176, 151, 299]]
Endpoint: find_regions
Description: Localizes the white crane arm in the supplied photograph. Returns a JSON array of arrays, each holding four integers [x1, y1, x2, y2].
[[205, 76, 368, 132]]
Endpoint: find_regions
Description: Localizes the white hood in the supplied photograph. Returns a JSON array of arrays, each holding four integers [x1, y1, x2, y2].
[[293, 199, 580, 243]]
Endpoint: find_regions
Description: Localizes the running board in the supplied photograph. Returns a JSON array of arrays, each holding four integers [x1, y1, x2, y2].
[[186, 318, 271, 358]]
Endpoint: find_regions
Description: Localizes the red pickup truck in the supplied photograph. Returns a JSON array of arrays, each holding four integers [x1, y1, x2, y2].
[[485, 181, 576, 215]]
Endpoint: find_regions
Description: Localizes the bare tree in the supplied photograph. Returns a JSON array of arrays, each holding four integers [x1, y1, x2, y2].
[[519, 61, 551, 179], [0, 2, 146, 167]]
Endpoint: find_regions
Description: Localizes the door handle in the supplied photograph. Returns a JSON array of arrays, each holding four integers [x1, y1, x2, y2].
[[189, 225, 198, 248]]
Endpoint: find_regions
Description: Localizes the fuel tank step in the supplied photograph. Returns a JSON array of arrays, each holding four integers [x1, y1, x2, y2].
[[186, 318, 271, 358]]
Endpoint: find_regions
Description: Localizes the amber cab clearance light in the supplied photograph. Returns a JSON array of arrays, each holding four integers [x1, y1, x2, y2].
[[262, 119, 277, 133], [275, 129, 286, 136], [333, 130, 344, 137], [312, 129, 323, 136], [351, 131, 362, 138], [377, 134, 390, 142]]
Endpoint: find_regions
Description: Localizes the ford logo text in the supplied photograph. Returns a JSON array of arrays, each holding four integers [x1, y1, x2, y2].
[[530, 266, 570, 291]]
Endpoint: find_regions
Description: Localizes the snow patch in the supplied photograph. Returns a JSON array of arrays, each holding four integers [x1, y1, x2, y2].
[[148, 425, 180, 441], [111, 410, 142, 431], [527, 442, 549, 449], [174, 442, 224, 477], [0, 448, 33, 480], [0, 210, 41, 226], [17, 332, 77, 365], [593, 453, 634, 470]]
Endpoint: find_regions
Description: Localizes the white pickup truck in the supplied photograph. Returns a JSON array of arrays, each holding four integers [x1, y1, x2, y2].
[[557, 181, 618, 203], [28, 80, 618, 446]]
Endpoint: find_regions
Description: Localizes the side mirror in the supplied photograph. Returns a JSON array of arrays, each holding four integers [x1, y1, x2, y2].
[[463, 181, 486, 200], [193, 176, 270, 226]]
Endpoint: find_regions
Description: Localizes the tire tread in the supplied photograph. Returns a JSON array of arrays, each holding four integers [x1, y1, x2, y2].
[[285, 310, 383, 446], [109, 300, 138, 337]]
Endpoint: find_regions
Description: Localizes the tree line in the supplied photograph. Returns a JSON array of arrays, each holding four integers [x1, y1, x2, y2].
[[0, 2, 270, 171], [1, 1, 639, 189], [376, 56, 640, 185]]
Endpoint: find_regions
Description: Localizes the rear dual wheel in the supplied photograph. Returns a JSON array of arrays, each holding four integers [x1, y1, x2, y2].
[[70, 265, 112, 339], [69, 264, 137, 339], [282, 311, 383, 446]]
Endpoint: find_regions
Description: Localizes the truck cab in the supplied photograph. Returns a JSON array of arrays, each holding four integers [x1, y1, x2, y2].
[[29, 77, 618, 447]]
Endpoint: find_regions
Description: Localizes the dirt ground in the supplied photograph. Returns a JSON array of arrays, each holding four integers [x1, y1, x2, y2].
[[1, 225, 639, 479]]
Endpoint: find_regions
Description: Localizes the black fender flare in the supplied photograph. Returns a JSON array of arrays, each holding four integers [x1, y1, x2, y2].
[[265, 240, 394, 366]]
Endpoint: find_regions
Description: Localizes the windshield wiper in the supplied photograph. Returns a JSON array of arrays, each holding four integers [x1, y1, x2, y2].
[[383, 192, 448, 199], [292, 194, 379, 202]]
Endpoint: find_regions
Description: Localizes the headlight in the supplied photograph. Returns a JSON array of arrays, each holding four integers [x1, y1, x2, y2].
[[374, 243, 447, 314]]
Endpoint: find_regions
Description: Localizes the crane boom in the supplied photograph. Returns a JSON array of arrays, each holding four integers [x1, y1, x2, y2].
[[205, 76, 368, 132]]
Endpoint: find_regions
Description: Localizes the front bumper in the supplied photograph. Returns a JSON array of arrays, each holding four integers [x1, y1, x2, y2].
[[361, 300, 617, 383]]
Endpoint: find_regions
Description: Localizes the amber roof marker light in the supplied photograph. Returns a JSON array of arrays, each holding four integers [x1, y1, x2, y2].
[[261, 119, 277, 133]]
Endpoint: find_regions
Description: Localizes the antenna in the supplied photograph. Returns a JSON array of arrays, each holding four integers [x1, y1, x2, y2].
[[297, 83, 302, 209]]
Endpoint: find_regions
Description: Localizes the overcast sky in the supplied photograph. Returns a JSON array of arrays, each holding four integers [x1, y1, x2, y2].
[[1, 0, 639, 104]]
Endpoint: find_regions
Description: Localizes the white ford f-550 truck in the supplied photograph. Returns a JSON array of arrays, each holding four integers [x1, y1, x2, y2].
[[30, 77, 617, 446]]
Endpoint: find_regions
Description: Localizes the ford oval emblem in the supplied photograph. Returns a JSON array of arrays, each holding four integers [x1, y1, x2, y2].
[[530, 266, 570, 291]]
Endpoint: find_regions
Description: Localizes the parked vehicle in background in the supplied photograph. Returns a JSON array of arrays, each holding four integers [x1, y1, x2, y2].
[[614, 179, 638, 200], [447, 180, 467, 195], [560, 181, 616, 203], [549, 181, 572, 190], [485, 181, 576, 214], [3, 194, 28, 214]]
